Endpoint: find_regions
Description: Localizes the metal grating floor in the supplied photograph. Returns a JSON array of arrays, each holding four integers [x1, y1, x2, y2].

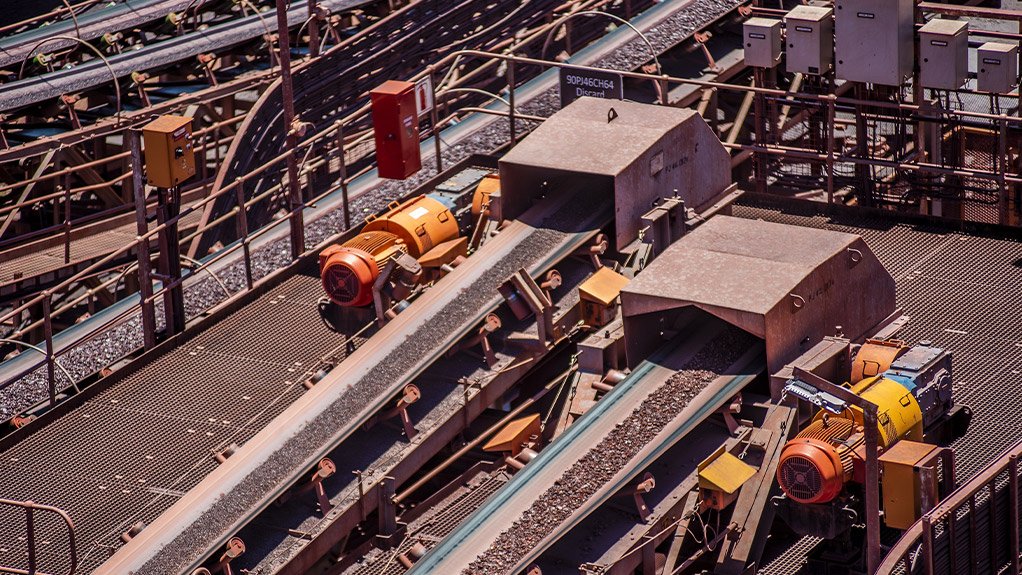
[[0, 270, 357, 574], [734, 202, 1022, 574]]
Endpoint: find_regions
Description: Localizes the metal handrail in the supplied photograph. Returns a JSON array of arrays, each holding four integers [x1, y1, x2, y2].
[[2, 42, 1020, 412], [878, 439, 1022, 574], [0, 117, 240, 203], [0, 122, 242, 271], [0, 498, 78, 575]]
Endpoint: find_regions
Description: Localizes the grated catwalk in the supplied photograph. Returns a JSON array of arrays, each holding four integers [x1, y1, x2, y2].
[[0, 271, 358, 574]]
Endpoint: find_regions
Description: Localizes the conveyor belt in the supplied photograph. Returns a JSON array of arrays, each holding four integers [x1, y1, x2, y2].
[[0, 268, 359, 574], [409, 322, 763, 575], [344, 469, 513, 575], [238, 257, 591, 574], [0, 0, 196, 69], [733, 198, 1022, 575], [0, 0, 366, 112], [92, 186, 613, 575]]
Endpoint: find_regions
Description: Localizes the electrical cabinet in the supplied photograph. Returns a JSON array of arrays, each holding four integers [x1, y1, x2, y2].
[[370, 80, 422, 180], [835, 0, 913, 86], [578, 266, 629, 328], [784, 5, 833, 75], [879, 440, 941, 530], [977, 42, 1019, 94], [919, 20, 969, 90], [142, 115, 195, 188], [743, 18, 783, 68]]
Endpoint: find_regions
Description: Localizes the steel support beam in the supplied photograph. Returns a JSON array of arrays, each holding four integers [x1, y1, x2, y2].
[[128, 130, 157, 350], [714, 404, 796, 574], [792, 367, 881, 574], [275, 0, 306, 259]]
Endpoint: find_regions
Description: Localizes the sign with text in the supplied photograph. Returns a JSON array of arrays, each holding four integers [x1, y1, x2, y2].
[[559, 67, 624, 108], [415, 76, 434, 118]]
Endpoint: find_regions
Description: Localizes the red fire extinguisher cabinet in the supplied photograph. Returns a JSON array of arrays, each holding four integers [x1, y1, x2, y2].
[[370, 80, 422, 180]]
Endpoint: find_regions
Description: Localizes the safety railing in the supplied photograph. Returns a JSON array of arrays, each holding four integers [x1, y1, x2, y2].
[[1, 9, 1020, 417], [0, 116, 244, 257], [0, 111, 370, 406], [0, 498, 78, 575], [879, 440, 1022, 574]]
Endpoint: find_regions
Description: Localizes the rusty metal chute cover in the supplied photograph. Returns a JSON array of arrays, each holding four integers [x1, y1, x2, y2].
[[497, 97, 731, 250], [619, 216, 896, 396]]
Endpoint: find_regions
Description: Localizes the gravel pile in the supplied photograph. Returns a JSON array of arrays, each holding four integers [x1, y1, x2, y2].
[[463, 325, 754, 574]]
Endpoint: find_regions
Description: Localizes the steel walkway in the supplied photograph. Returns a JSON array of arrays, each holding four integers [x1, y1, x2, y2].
[[0, 266, 360, 574], [0, 209, 201, 303]]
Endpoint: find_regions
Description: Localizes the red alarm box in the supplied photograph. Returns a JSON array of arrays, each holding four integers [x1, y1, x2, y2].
[[370, 80, 422, 180]]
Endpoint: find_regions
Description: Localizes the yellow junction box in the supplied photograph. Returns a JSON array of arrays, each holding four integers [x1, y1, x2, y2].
[[578, 266, 630, 328], [142, 115, 195, 188], [879, 439, 941, 530], [698, 446, 757, 511]]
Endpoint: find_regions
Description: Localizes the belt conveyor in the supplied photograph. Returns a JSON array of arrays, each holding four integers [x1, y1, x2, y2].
[[0, 0, 196, 69], [232, 258, 594, 574], [92, 186, 613, 575], [410, 320, 764, 575], [0, 0, 366, 112]]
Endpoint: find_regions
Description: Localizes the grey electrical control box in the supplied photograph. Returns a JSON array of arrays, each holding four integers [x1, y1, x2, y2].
[[744, 18, 783, 68], [977, 42, 1019, 93], [835, 0, 913, 86], [785, 5, 834, 75], [919, 20, 969, 90]]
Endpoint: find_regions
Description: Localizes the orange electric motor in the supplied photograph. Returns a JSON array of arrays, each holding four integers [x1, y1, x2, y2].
[[320, 231, 405, 306], [777, 373, 923, 504], [471, 173, 500, 216], [362, 195, 458, 258], [776, 417, 862, 504], [319, 194, 459, 306]]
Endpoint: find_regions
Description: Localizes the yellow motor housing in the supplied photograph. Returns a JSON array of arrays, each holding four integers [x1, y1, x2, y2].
[[838, 375, 924, 446], [777, 375, 923, 504]]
